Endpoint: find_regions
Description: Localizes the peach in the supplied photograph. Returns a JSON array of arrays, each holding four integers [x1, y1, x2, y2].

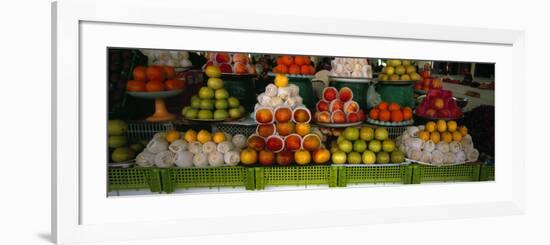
[[357, 110, 366, 121], [346, 112, 360, 123], [316, 111, 331, 123], [232, 53, 249, 64], [316, 100, 330, 112], [233, 62, 248, 74], [215, 52, 231, 63], [257, 124, 275, 137], [322, 87, 339, 101], [329, 99, 344, 112], [219, 63, 232, 73], [302, 134, 321, 151], [274, 106, 292, 123], [265, 136, 284, 153], [276, 122, 295, 136], [247, 134, 265, 151], [292, 107, 311, 123], [344, 101, 359, 114], [284, 134, 302, 151], [258, 150, 275, 166], [331, 110, 346, 124], [312, 148, 331, 165], [255, 108, 273, 124], [338, 87, 353, 102], [276, 151, 294, 166]]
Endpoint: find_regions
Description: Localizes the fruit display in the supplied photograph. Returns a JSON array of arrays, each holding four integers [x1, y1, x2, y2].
[[329, 127, 406, 164], [272, 55, 315, 76], [134, 129, 247, 168], [329, 57, 372, 78], [414, 68, 443, 91], [126, 65, 185, 92], [313, 86, 366, 125], [181, 65, 245, 121], [255, 74, 305, 109], [202, 52, 256, 74], [415, 89, 463, 119], [108, 119, 145, 163], [395, 120, 479, 165], [367, 101, 413, 126], [377, 59, 421, 81], [140, 49, 192, 68]]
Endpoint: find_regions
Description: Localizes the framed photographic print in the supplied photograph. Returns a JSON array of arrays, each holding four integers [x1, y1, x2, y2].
[[53, 0, 525, 244]]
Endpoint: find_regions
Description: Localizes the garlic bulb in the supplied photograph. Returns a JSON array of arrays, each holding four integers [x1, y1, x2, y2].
[[409, 149, 423, 161], [174, 151, 194, 168], [406, 126, 420, 138], [455, 150, 466, 163], [146, 137, 169, 154], [466, 148, 479, 162], [192, 153, 209, 168], [257, 93, 271, 106], [449, 141, 462, 153], [399, 144, 407, 153], [188, 141, 203, 154], [202, 141, 217, 154], [444, 152, 455, 164], [285, 96, 303, 108], [277, 87, 291, 101], [431, 150, 445, 165], [265, 84, 278, 97], [232, 134, 247, 149], [216, 141, 234, 153], [135, 150, 155, 167], [406, 138, 424, 150], [436, 142, 450, 153], [154, 151, 176, 168], [224, 151, 240, 166], [269, 96, 284, 107], [168, 139, 188, 153], [424, 140, 436, 153], [208, 152, 225, 167], [288, 84, 300, 97], [420, 151, 432, 163], [460, 135, 474, 151], [153, 132, 166, 140]]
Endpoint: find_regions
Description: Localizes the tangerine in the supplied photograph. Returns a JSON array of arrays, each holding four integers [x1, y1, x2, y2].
[[369, 108, 380, 120], [388, 102, 401, 111], [132, 66, 147, 82], [378, 102, 389, 111], [379, 110, 391, 122], [164, 79, 185, 90], [273, 64, 288, 74], [288, 64, 301, 74], [280, 56, 294, 66], [146, 65, 165, 82], [300, 65, 312, 75], [390, 110, 403, 122], [162, 66, 176, 79], [145, 81, 165, 92], [294, 56, 307, 66], [126, 80, 146, 92], [402, 109, 413, 120]]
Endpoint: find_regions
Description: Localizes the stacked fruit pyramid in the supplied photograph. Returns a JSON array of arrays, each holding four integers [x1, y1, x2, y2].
[[396, 120, 479, 165], [329, 127, 405, 164], [314, 86, 366, 124], [377, 59, 421, 81], [272, 55, 315, 76], [241, 74, 331, 166], [416, 89, 463, 119], [203, 52, 256, 74], [329, 57, 372, 78], [126, 65, 185, 92], [182, 65, 245, 120], [134, 129, 248, 168], [367, 101, 414, 126]]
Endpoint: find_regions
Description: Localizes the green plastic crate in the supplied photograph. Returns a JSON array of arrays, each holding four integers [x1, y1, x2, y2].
[[337, 165, 413, 187], [411, 163, 481, 184], [479, 164, 495, 181], [108, 167, 162, 193], [255, 166, 338, 190], [161, 166, 256, 193]]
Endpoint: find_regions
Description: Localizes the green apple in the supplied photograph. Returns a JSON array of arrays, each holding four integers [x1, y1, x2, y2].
[[389, 59, 402, 67], [395, 65, 406, 75], [190, 97, 201, 108], [129, 143, 143, 153], [402, 60, 412, 66], [410, 73, 421, 81], [331, 150, 347, 164], [362, 150, 376, 164], [198, 86, 214, 99], [200, 99, 214, 110], [338, 139, 353, 153], [181, 106, 191, 116], [184, 108, 198, 119], [237, 105, 246, 115], [368, 140, 382, 153], [197, 110, 213, 119], [215, 99, 229, 110], [347, 152, 362, 164], [374, 128, 389, 141], [213, 110, 229, 120], [215, 88, 229, 100], [228, 96, 240, 108], [111, 147, 135, 163], [343, 127, 359, 141], [108, 135, 127, 148], [207, 78, 224, 90], [382, 139, 396, 152], [336, 135, 345, 144], [360, 127, 374, 141], [353, 140, 367, 152], [107, 120, 127, 136], [376, 152, 390, 164], [228, 108, 242, 119], [391, 150, 405, 163]]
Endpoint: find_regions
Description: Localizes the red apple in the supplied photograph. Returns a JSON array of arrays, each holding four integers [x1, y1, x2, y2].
[[266, 136, 284, 152], [316, 100, 330, 112], [347, 112, 360, 123], [425, 108, 437, 118], [276, 151, 294, 166], [219, 63, 232, 73], [247, 135, 265, 151], [331, 110, 346, 123], [338, 87, 353, 102], [322, 87, 338, 101]]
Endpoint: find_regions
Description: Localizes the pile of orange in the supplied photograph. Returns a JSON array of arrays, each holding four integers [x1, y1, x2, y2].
[[272, 55, 315, 75], [126, 65, 185, 92], [368, 102, 413, 122]]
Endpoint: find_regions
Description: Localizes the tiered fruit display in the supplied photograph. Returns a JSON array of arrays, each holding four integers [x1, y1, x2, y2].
[[135, 129, 247, 168], [272, 55, 316, 76], [377, 59, 421, 81], [415, 89, 463, 119], [243, 74, 329, 166], [414, 68, 443, 91], [126, 65, 185, 92], [329, 57, 372, 78], [108, 120, 146, 163], [329, 127, 405, 164], [181, 65, 245, 120], [396, 120, 479, 165], [367, 101, 413, 126], [314, 86, 366, 124], [203, 52, 256, 74]]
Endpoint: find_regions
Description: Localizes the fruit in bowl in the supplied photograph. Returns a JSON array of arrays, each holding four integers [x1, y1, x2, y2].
[[416, 89, 463, 119]]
